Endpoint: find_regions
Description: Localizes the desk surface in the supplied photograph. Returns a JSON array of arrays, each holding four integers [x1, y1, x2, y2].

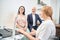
[[56, 24, 60, 29], [2, 35, 24, 40], [56, 24, 60, 37]]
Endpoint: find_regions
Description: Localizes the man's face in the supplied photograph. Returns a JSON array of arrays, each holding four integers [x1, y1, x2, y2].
[[32, 7, 36, 14]]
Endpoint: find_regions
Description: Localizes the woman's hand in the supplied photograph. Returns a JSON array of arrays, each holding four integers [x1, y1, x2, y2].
[[17, 29, 25, 34], [23, 28, 27, 31], [35, 38, 40, 40], [31, 28, 36, 32]]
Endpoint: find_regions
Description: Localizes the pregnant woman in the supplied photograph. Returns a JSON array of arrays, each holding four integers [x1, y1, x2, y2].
[[15, 6, 29, 40]]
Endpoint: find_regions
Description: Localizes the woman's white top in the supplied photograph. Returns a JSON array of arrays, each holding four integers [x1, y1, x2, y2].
[[36, 20, 56, 40]]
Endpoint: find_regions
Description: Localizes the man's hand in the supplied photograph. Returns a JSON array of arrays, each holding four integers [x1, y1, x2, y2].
[[29, 28, 36, 36], [31, 28, 36, 32]]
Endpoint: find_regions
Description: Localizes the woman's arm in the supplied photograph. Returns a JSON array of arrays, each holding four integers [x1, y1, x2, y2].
[[16, 22, 23, 29], [15, 17, 21, 29], [18, 29, 40, 40], [23, 16, 28, 31]]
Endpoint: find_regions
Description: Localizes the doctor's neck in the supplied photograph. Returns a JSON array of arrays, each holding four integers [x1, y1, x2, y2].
[[44, 16, 51, 21]]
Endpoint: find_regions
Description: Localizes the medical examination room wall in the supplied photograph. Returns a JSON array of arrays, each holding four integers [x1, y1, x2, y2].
[[0, 0, 59, 29], [0, 0, 38, 29]]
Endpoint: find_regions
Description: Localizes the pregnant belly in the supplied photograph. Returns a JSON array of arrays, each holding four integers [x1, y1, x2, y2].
[[19, 22, 26, 28]]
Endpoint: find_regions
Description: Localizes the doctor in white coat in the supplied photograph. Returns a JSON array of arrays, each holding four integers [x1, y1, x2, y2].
[[17, 6, 56, 40]]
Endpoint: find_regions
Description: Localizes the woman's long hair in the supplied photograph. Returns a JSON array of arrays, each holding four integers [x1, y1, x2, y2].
[[42, 6, 53, 20], [18, 6, 25, 15]]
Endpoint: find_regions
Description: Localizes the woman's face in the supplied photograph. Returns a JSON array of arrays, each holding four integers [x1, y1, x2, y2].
[[40, 10, 46, 19], [20, 7, 24, 14]]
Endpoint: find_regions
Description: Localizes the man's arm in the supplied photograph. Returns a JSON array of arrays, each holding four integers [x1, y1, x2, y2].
[[27, 15, 32, 31], [37, 15, 42, 24]]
